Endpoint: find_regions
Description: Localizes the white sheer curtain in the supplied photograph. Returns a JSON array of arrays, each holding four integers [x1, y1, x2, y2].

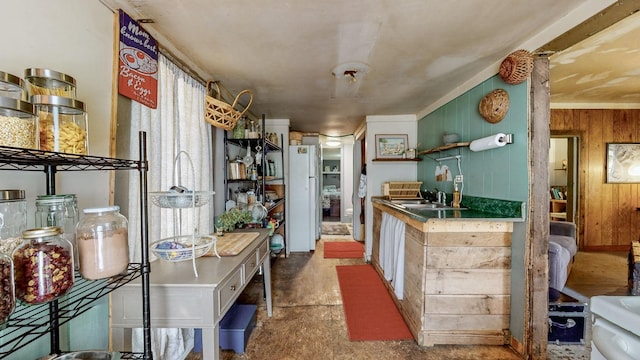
[[127, 54, 212, 360]]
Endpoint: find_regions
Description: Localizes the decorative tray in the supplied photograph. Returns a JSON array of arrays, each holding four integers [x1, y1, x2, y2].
[[150, 235, 217, 261]]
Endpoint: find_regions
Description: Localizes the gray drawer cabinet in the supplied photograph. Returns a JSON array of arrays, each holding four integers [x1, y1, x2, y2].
[[111, 229, 272, 360]]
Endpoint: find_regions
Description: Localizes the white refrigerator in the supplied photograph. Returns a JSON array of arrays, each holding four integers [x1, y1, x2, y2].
[[288, 145, 320, 252]]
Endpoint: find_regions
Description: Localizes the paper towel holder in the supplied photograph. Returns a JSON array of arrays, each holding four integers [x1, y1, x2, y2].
[[500, 133, 514, 144]]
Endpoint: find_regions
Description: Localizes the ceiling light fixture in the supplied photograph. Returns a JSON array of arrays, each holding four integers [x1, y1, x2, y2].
[[332, 62, 370, 83]]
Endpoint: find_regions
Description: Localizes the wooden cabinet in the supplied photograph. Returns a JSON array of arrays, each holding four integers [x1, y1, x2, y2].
[[372, 203, 512, 347], [550, 199, 567, 221]]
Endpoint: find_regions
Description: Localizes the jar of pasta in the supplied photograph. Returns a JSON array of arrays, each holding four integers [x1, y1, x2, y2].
[[31, 95, 88, 155], [0, 71, 25, 101], [24, 68, 76, 99], [0, 97, 36, 149], [13, 226, 74, 305], [76, 206, 129, 280]]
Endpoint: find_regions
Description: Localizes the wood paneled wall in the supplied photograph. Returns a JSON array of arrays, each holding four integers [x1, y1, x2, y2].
[[551, 109, 640, 251]]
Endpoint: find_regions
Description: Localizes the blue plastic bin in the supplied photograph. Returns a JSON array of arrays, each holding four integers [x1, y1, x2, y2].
[[219, 304, 257, 353]]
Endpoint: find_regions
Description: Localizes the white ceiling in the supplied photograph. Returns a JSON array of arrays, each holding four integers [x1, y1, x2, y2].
[[550, 9, 640, 108], [102, 0, 630, 135]]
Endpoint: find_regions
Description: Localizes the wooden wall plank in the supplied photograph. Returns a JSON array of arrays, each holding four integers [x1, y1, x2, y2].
[[424, 294, 510, 315], [551, 108, 640, 250]]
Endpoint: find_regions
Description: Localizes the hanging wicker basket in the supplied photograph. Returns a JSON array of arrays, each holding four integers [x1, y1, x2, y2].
[[479, 89, 509, 124], [205, 81, 253, 131], [499, 49, 534, 85]]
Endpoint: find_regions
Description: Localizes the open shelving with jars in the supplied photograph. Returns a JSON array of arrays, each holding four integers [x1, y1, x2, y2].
[[0, 132, 152, 359], [224, 114, 286, 257]]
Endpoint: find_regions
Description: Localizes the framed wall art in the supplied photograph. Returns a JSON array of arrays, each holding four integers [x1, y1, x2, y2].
[[375, 134, 408, 159], [606, 143, 640, 183]]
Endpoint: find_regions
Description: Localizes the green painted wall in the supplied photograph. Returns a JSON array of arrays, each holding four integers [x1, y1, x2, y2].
[[417, 74, 529, 343]]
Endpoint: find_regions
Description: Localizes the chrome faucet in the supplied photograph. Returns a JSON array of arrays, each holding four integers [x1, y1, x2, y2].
[[436, 190, 446, 205]]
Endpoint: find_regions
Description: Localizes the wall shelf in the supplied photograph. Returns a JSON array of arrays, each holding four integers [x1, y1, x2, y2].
[[372, 158, 422, 162], [417, 142, 470, 156]]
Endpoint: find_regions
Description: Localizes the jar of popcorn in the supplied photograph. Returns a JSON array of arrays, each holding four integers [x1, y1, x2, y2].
[[31, 95, 88, 155], [0, 71, 25, 101], [0, 97, 36, 149], [13, 226, 74, 305], [0, 190, 27, 256]]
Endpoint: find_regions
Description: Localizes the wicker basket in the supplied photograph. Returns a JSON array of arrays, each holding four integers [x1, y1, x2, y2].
[[205, 81, 253, 131], [499, 50, 534, 85], [479, 89, 509, 124]]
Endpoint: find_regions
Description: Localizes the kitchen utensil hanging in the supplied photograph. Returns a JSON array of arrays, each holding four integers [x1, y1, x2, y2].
[[243, 141, 254, 167], [148, 150, 218, 277]]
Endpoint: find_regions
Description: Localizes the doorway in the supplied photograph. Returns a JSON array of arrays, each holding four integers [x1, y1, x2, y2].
[[321, 146, 341, 222], [549, 135, 578, 224]]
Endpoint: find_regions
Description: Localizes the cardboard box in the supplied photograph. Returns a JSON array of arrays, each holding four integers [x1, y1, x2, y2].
[[220, 304, 257, 353]]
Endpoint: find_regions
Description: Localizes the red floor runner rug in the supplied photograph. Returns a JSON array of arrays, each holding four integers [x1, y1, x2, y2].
[[324, 241, 364, 258], [336, 264, 413, 341]]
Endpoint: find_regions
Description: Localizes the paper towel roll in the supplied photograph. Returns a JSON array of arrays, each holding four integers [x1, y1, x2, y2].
[[469, 133, 507, 152]]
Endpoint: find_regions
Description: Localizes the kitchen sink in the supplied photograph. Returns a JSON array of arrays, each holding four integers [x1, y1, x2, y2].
[[389, 200, 467, 211]]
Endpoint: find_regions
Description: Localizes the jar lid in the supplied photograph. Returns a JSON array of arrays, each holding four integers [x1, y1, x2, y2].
[[0, 96, 34, 116], [35, 197, 66, 204], [24, 68, 76, 88], [30, 95, 86, 114], [0, 71, 24, 92], [37, 194, 76, 200], [84, 205, 120, 214], [22, 226, 63, 238], [0, 189, 25, 201]]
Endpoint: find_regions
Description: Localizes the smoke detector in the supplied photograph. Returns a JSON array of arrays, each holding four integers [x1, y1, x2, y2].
[[332, 62, 370, 83]]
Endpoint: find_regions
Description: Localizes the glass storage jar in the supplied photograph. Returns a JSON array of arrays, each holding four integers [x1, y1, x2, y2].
[[233, 116, 246, 139], [13, 226, 74, 305], [31, 95, 88, 155], [76, 206, 129, 280], [0, 190, 27, 255], [24, 68, 76, 99], [0, 253, 15, 329], [0, 96, 37, 149], [0, 71, 25, 100], [35, 194, 79, 268]]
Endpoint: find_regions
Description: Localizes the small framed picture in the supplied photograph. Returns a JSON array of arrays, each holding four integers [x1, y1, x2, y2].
[[606, 143, 640, 183], [375, 134, 408, 159]]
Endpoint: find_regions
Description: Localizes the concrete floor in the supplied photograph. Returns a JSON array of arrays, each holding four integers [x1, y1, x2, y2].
[[211, 238, 523, 360], [186, 239, 628, 359]]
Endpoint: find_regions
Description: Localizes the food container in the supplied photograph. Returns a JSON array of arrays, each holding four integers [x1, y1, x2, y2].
[[0, 190, 27, 255], [36, 194, 79, 267], [76, 206, 129, 280], [0, 96, 37, 149], [24, 68, 76, 99], [0, 71, 25, 100], [0, 253, 15, 329], [31, 95, 88, 155], [13, 226, 74, 305]]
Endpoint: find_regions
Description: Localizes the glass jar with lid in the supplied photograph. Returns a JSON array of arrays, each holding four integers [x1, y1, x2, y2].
[[13, 226, 74, 305], [233, 116, 246, 139], [24, 68, 76, 99], [0, 96, 37, 149], [36, 194, 79, 268], [76, 206, 129, 280], [0, 190, 27, 256], [0, 71, 25, 100], [0, 253, 15, 329], [31, 95, 88, 155]]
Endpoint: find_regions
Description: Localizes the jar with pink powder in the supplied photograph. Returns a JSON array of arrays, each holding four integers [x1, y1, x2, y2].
[[76, 206, 129, 280]]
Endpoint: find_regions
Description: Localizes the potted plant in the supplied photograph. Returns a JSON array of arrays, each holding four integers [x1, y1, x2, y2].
[[217, 208, 253, 232]]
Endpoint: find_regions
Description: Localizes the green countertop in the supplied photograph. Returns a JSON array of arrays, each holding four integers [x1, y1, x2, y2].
[[372, 196, 526, 222]]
